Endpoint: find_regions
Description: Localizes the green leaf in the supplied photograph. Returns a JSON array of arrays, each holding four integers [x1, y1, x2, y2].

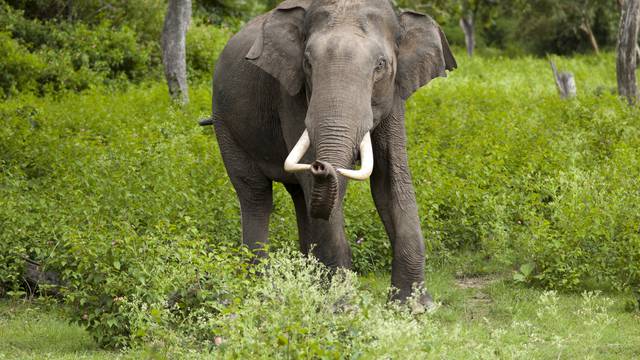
[[520, 262, 535, 277], [277, 334, 288, 346]]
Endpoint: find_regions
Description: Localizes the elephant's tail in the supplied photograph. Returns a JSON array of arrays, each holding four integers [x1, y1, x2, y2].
[[199, 117, 214, 126]]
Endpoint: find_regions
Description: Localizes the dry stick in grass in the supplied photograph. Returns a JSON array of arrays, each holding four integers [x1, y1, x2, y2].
[[549, 60, 577, 99]]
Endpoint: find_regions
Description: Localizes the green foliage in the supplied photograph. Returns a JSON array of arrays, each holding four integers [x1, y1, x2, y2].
[[405, 54, 640, 290], [507, 0, 619, 55], [186, 21, 234, 80], [1, 50, 640, 348], [4, 0, 166, 41], [203, 251, 433, 358], [0, 4, 234, 97], [4, 274, 640, 359], [0, 84, 254, 346], [0, 32, 43, 96], [193, 0, 277, 25], [396, 0, 620, 55], [0, 5, 157, 96]]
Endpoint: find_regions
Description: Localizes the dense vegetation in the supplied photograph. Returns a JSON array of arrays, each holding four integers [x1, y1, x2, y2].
[[0, 2, 231, 97], [1, 0, 639, 356], [2, 52, 639, 349]]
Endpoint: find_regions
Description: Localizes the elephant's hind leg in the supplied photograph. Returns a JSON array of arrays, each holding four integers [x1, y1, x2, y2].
[[214, 120, 272, 257], [285, 184, 311, 255]]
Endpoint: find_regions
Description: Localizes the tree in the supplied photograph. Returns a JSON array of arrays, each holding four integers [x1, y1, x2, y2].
[[162, 0, 192, 104], [562, 0, 606, 53], [459, 3, 475, 57], [617, 0, 640, 104], [512, 0, 618, 55]]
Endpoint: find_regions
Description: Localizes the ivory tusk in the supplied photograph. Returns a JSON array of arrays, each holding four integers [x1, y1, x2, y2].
[[284, 130, 312, 173], [336, 132, 374, 181]]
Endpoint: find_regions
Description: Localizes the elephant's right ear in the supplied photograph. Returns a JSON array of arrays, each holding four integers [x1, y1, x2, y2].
[[246, 0, 311, 96]]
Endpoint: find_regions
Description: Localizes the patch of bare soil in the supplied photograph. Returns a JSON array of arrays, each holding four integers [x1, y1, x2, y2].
[[454, 274, 500, 289], [454, 274, 503, 319]]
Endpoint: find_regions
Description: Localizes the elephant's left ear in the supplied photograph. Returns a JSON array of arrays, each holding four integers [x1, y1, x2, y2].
[[396, 11, 457, 100], [246, 0, 312, 96]]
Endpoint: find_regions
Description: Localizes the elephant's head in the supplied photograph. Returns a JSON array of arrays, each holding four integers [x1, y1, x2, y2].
[[247, 0, 456, 219]]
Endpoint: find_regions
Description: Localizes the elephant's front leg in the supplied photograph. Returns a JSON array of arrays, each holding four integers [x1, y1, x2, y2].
[[370, 106, 432, 307]]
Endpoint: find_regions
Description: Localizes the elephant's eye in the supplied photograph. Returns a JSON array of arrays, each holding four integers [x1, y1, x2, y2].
[[375, 58, 387, 73]]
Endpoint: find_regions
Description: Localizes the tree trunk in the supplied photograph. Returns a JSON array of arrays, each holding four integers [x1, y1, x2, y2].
[[550, 60, 577, 99], [459, 15, 475, 57], [162, 0, 192, 104], [580, 21, 600, 54], [617, 0, 640, 104]]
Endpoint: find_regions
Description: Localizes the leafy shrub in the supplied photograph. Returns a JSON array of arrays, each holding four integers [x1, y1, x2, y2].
[[0, 4, 237, 96], [62, 231, 254, 348], [0, 85, 249, 345], [406, 55, 640, 290], [64, 22, 154, 82], [0, 6, 156, 96], [186, 22, 233, 80], [0, 6, 160, 96], [97, 250, 434, 357], [0, 31, 102, 97], [204, 250, 431, 358], [4, 0, 166, 42], [0, 31, 43, 96]]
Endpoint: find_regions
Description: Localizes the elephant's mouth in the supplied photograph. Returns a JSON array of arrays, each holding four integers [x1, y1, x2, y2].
[[283, 129, 374, 220]]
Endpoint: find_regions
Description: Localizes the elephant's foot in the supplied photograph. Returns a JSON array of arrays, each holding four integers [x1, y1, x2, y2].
[[390, 285, 437, 313]]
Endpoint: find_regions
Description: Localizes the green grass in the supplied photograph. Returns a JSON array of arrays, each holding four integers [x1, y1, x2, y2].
[[2, 266, 639, 359], [368, 269, 640, 359], [0, 301, 118, 359]]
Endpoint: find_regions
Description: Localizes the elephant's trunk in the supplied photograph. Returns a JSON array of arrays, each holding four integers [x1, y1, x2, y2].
[[283, 52, 375, 220], [283, 129, 373, 219], [309, 160, 338, 220]]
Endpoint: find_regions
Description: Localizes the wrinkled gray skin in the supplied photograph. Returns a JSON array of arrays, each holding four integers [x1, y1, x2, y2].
[[211, 0, 456, 305]]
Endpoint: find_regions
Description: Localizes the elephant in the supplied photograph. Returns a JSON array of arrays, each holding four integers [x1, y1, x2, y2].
[[208, 0, 456, 306]]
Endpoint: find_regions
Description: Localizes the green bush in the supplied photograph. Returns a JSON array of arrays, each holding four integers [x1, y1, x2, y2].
[[0, 31, 42, 96], [0, 6, 156, 95], [0, 85, 246, 345], [0, 31, 104, 97], [4, 0, 166, 42], [0, 4, 237, 96], [186, 22, 233, 80]]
